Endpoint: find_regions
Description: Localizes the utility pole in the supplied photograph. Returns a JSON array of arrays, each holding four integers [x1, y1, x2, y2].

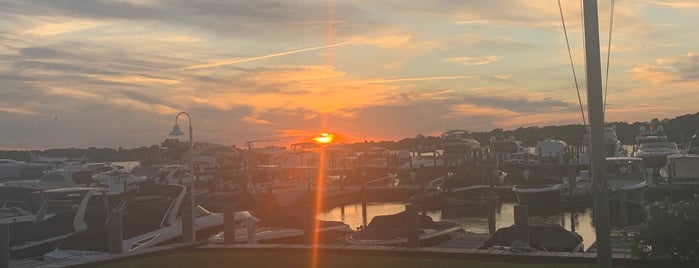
[[582, 0, 612, 267]]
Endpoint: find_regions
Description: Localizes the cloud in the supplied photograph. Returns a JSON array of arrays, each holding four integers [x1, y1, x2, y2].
[[0, 106, 39, 115], [650, 1, 699, 8], [445, 55, 503, 65], [631, 52, 699, 84], [181, 42, 354, 70]]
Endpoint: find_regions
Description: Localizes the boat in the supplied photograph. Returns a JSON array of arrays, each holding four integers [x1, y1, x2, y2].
[[43, 184, 224, 260], [5, 187, 107, 260], [631, 119, 679, 169], [535, 138, 568, 165], [0, 159, 53, 181], [659, 154, 699, 186], [480, 224, 584, 252], [209, 212, 353, 244], [440, 130, 480, 167], [489, 135, 524, 154], [0, 163, 96, 190], [345, 210, 462, 246], [606, 157, 650, 199], [512, 139, 569, 209], [579, 125, 626, 165], [686, 130, 699, 154], [512, 174, 568, 209]]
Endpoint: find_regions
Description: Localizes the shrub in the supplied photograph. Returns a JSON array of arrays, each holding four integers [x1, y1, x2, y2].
[[632, 196, 699, 265]]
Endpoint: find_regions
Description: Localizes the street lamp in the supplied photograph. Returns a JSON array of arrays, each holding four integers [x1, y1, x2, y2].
[[169, 112, 196, 242]]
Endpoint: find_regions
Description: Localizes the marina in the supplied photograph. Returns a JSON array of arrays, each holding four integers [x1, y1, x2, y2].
[[3, 0, 699, 267]]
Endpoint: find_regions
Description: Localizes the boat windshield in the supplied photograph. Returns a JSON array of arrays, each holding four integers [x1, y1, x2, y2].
[[638, 142, 677, 150]]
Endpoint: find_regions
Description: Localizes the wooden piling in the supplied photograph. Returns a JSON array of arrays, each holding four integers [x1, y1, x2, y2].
[[361, 185, 368, 227], [1, 224, 8, 268], [108, 209, 124, 253], [181, 204, 194, 243], [514, 205, 529, 243], [619, 190, 628, 228], [223, 206, 236, 244], [303, 204, 314, 244], [406, 204, 419, 247], [487, 188, 496, 234]]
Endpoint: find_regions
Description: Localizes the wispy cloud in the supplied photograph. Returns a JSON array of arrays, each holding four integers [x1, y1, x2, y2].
[[0, 107, 39, 115], [445, 56, 503, 65], [650, 1, 699, 8], [181, 42, 354, 70], [364, 76, 476, 83]]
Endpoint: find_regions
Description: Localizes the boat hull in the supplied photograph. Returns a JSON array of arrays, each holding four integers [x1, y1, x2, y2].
[[513, 184, 565, 211]]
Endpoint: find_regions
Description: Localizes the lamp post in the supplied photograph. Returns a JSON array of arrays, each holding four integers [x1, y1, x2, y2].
[[169, 112, 196, 242]]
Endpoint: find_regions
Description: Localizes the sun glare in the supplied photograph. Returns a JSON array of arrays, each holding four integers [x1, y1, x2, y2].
[[313, 132, 334, 144]]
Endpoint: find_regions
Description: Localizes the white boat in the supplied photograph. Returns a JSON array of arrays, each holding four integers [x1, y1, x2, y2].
[[579, 126, 626, 165], [535, 138, 568, 165], [632, 141, 680, 169], [5, 187, 106, 260], [606, 157, 650, 196], [0, 159, 53, 181], [658, 154, 699, 185], [631, 119, 679, 169], [0, 163, 96, 190], [44, 184, 224, 260], [441, 130, 480, 166]]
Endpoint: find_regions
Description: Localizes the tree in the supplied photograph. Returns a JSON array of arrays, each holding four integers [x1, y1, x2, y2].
[[632, 197, 699, 266]]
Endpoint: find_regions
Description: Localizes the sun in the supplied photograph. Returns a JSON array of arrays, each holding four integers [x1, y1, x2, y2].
[[313, 132, 334, 144]]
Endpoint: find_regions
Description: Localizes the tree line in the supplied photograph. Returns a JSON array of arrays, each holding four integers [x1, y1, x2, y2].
[[2, 112, 697, 161]]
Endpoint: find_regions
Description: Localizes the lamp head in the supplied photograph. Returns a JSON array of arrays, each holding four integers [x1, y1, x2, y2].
[[169, 124, 185, 136]]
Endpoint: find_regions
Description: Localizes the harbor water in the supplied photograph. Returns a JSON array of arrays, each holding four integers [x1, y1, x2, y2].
[[317, 202, 597, 250]]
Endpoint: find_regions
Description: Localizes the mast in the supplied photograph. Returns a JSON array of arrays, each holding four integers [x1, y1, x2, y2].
[[582, 0, 611, 267]]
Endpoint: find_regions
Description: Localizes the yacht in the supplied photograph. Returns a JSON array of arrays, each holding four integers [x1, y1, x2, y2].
[[658, 154, 699, 186], [0, 163, 96, 190], [0, 159, 53, 181], [5, 187, 106, 260], [631, 118, 678, 169], [606, 157, 650, 199], [44, 184, 224, 260]]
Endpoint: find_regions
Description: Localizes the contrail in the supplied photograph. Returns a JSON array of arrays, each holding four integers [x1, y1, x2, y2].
[[182, 42, 353, 70], [365, 75, 477, 83]]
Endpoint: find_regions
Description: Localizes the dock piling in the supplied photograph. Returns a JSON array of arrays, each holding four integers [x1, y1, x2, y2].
[[303, 204, 313, 244], [406, 204, 419, 247], [619, 191, 628, 228], [514, 205, 529, 244], [1, 224, 8, 268], [223, 206, 236, 244], [487, 188, 496, 234], [108, 207, 124, 253]]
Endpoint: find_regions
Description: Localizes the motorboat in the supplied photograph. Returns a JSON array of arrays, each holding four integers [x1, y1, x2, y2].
[[480, 224, 584, 252], [0, 163, 96, 190], [658, 154, 699, 186], [0, 159, 53, 181], [345, 210, 462, 246], [489, 135, 524, 154], [6, 187, 106, 259], [632, 142, 680, 169], [631, 119, 678, 169], [441, 130, 480, 167], [209, 212, 353, 244], [579, 126, 626, 165], [512, 139, 570, 210], [44, 184, 224, 260], [535, 138, 568, 165], [606, 157, 650, 199], [512, 174, 568, 210]]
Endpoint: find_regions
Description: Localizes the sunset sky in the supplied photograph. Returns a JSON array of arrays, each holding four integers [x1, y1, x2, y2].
[[1, 0, 698, 150]]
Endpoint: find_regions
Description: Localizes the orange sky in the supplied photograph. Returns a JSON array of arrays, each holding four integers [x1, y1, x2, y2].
[[1, 1, 698, 149]]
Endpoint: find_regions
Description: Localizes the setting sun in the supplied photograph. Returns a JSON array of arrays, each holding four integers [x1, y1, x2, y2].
[[313, 132, 334, 144]]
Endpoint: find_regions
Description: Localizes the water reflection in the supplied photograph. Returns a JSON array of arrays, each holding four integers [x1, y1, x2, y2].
[[317, 202, 597, 250]]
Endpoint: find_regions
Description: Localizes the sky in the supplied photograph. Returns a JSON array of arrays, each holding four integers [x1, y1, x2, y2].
[[1, 0, 698, 150]]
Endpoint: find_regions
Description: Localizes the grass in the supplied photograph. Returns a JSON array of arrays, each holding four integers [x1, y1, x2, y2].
[[94, 250, 602, 268]]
